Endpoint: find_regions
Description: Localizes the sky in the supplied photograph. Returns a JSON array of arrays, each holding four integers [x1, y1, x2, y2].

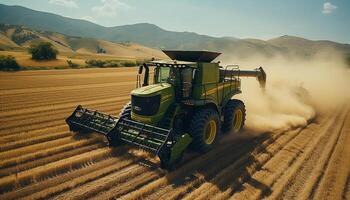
[[1, 0, 349, 43]]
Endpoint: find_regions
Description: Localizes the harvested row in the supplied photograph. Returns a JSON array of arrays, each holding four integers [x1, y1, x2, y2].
[[312, 110, 350, 200], [0, 136, 105, 175], [0, 124, 68, 145], [0, 156, 134, 199], [77, 136, 262, 200], [0, 130, 71, 152], [0, 81, 132, 103], [0, 99, 122, 126], [52, 164, 159, 200], [118, 136, 260, 200], [0, 95, 129, 119], [1, 68, 349, 200], [181, 127, 304, 200], [118, 123, 307, 200], [0, 101, 126, 136], [0, 136, 81, 160], [314, 111, 350, 199], [228, 107, 346, 200], [0, 85, 132, 111], [0, 147, 114, 193], [270, 106, 348, 200], [140, 113, 328, 200], [0, 148, 155, 199], [27, 150, 157, 200]]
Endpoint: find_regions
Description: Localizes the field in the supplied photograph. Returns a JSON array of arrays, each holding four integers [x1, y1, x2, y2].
[[0, 68, 349, 200]]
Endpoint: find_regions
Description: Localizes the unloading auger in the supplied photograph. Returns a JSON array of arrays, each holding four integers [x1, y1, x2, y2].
[[66, 50, 266, 170]]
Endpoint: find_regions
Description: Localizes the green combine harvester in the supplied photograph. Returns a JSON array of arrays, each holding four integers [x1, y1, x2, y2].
[[66, 50, 266, 169]]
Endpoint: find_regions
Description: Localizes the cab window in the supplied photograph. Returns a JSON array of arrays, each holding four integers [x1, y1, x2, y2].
[[157, 67, 170, 83]]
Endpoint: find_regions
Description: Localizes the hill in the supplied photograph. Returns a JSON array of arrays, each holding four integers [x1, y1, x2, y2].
[[0, 24, 165, 59], [0, 3, 350, 61]]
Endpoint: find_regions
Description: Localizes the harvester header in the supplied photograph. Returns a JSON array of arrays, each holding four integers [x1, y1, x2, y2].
[[66, 50, 266, 169]]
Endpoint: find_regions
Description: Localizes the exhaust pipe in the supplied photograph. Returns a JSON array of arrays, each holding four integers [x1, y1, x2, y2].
[[137, 63, 150, 87]]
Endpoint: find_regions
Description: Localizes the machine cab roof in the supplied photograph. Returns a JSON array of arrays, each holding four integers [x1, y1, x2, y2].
[[161, 50, 221, 63], [150, 50, 221, 69]]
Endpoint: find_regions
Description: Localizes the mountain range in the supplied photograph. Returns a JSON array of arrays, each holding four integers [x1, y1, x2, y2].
[[0, 3, 349, 61], [0, 24, 164, 59]]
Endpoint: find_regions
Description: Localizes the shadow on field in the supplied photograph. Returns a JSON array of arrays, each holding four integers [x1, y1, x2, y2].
[[161, 130, 274, 198], [70, 128, 275, 197]]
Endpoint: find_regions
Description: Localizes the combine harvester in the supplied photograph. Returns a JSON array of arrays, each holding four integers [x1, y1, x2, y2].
[[66, 51, 266, 169]]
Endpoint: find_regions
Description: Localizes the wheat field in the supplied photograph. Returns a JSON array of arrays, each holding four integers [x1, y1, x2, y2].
[[0, 68, 349, 200]]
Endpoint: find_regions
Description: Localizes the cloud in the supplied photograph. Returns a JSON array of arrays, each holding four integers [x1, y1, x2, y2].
[[91, 0, 130, 18], [49, 0, 78, 8], [81, 0, 130, 26], [322, 2, 337, 14]]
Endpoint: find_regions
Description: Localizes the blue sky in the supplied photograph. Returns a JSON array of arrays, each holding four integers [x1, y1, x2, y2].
[[1, 0, 349, 43]]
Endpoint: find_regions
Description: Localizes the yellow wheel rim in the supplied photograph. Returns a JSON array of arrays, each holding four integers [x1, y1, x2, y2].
[[233, 109, 243, 133], [204, 120, 217, 144]]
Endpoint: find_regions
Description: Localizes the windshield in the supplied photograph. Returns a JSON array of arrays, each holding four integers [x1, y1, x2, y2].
[[156, 66, 175, 83], [155, 66, 193, 86]]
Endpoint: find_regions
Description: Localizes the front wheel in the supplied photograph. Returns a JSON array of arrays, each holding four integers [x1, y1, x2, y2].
[[189, 109, 220, 153], [222, 99, 246, 134]]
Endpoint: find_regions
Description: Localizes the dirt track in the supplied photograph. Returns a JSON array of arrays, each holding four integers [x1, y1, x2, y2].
[[0, 68, 349, 200]]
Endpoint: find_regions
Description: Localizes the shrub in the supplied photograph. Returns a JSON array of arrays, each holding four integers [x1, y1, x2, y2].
[[67, 60, 79, 68], [103, 61, 119, 67], [85, 59, 121, 68], [12, 32, 39, 45], [97, 47, 106, 54], [29, 42, 58, 60], [85, 59, 106, 67], [85, 59, 142, 68], [0, 55, 21, 71], [120, 61, 136, 67]]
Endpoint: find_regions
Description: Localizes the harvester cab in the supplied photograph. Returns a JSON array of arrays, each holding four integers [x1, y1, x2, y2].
[[66, 50, 266, 169]]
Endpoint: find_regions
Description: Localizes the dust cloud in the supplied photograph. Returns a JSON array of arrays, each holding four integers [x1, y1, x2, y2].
[[222, 52, 350, 133]]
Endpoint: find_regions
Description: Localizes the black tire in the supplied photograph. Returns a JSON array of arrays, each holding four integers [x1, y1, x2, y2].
[[189, 109, 220, 153], [119, 102, 131, 119], [222, 99, 246, 134]]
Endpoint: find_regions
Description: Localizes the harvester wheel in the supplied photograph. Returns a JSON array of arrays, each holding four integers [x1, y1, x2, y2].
[[119, 102, 131, 119], [189, 109, 220, 153], [222, 99, 246, 134]]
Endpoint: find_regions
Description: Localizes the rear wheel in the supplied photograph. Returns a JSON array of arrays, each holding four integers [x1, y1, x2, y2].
[[222, 99, 246, 134], [189, 109, 220, 153]]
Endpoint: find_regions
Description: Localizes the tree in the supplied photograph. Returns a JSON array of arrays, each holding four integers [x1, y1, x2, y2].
[[29, 42, 58, 60], [0, 55, 21, 71]]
